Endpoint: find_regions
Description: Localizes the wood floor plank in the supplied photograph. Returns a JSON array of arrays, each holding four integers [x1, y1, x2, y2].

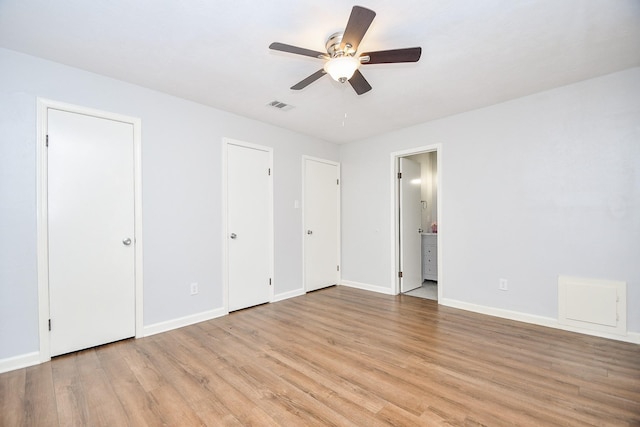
[[180, 324, 356, 426], [51, 353, 90, 427], [247, 300, 542, 424], [23, 363, 59, 427], [224, 322, 390, 416], [242, 308, 540, 425], [0, 368, 26, 426], [292, 294, 636, 424], [148, 331, 280, 426], [204, 311, 391, 418], [74, 348, 132, 426], [2, 286, 639, 426], [118, 339, 167, 393], [96, 346, 167, 426]]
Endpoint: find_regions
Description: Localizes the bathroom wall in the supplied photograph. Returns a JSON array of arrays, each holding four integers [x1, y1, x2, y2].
[[406, 152, 438, 231]]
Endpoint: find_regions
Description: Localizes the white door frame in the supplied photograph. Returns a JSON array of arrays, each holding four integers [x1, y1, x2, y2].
[[36, 98, 144, 362], [221, 138, 274, 312], [302, 156, 341, 292], [390, 144, 442, 298]]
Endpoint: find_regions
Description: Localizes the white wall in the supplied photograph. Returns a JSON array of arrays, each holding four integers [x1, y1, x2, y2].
[[0, 48, 338, 361], [340, 67, 640, 334]]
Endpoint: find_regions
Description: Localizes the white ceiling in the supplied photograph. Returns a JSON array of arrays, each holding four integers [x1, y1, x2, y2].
[[1, 0, 639, 143]]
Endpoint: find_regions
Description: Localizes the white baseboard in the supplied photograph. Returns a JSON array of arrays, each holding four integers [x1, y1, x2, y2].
[[143, 307, 227, 337], [340, 280, 395, 295], [440, 297, 640, 345], [0, 351, 41, 374], [273, 288, 306, 302]]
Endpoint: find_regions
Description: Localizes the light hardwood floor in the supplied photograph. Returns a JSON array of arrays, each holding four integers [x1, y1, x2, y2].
[[1, 286, 639, 426]]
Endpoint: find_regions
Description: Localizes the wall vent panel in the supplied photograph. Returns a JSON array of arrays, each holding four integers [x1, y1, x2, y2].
[[558, 276, 626, 335]]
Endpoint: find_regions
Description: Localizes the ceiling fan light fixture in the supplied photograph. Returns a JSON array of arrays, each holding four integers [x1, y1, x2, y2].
[[269, 6, 420, 95], [324, 56, 359, 83]]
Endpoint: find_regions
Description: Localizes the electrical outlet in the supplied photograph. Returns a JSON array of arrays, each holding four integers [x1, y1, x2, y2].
[[499, 278, 508, 291], [190, 282, 198, 295]]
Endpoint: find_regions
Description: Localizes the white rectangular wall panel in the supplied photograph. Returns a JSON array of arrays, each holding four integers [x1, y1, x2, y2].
[[558, 276, 626, 335]]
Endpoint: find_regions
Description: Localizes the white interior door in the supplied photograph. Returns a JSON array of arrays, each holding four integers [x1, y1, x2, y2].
[[226, 143, 272, 311], [304, 158, 339, 292], [399, 157, 422, 293], [47, 109, 135, 357]]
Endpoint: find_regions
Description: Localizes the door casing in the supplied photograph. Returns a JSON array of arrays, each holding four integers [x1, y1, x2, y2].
[[36, 98, 143, 362]]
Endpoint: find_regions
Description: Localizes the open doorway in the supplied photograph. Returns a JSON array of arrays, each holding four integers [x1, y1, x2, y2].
[[391, 145, 441, 301]]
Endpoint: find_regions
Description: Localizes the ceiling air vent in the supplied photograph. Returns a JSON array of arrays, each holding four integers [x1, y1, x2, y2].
[[267, 100, 294, 111]]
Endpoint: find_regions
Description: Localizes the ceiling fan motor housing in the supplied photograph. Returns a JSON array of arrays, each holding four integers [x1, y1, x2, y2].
[[326, 32, 354, 58]]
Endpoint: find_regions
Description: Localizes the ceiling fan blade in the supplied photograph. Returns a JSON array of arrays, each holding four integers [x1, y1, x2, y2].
[[360, 47, 422, 64], [348, 69, 372, 95], [340, 6, 376, 52], [291, 69, 327, 90], [269, 42, 328, 59]]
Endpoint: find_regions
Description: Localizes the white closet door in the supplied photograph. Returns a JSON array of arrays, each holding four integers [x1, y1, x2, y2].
[[48, 109, 135, 357], [304, 158, 339, 292], [226, 143, 272, 311]]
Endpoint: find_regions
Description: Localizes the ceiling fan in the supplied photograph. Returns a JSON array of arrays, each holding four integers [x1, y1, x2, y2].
[[269, 5, 422, 95]]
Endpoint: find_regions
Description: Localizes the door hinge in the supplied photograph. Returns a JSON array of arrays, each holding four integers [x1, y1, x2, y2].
[[397, 172, 402, 179], [48, 319, 51, 331], [46, 135, 49, 147], [337, 179, 339, 185], [398, 271, 403, 278], [337, 265, 340, 272], [269, 278, 272, 286], [268, 168, 271, 176]]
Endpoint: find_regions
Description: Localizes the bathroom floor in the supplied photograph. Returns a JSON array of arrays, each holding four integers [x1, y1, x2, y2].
[[404, 280, 437, 300]]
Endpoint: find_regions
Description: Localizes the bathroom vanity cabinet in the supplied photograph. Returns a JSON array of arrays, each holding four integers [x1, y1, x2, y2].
[[422, 234, 437, 281]]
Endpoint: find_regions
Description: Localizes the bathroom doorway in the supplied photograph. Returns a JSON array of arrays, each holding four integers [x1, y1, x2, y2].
[[392, 145, 440, 301]]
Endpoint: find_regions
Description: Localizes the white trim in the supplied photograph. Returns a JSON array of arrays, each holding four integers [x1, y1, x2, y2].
[[390, 144, 442, 297], [36, 99, 143, 364], [222, 138, 274, 312], [0, 352, 41, 375], [36, 100, 50, 361], [340, 280, 395, 295], [133, 117, 144, 339], [143, 308, 227, 337], [273, 288, 306, 302], [440, 297, 640, 345], [302, 156, 341, 293]]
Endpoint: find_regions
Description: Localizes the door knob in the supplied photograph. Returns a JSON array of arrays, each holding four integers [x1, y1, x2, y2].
[[122, 238, 132, 246], [307, 230, 313, 235], [230, 233, 237, 239]]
